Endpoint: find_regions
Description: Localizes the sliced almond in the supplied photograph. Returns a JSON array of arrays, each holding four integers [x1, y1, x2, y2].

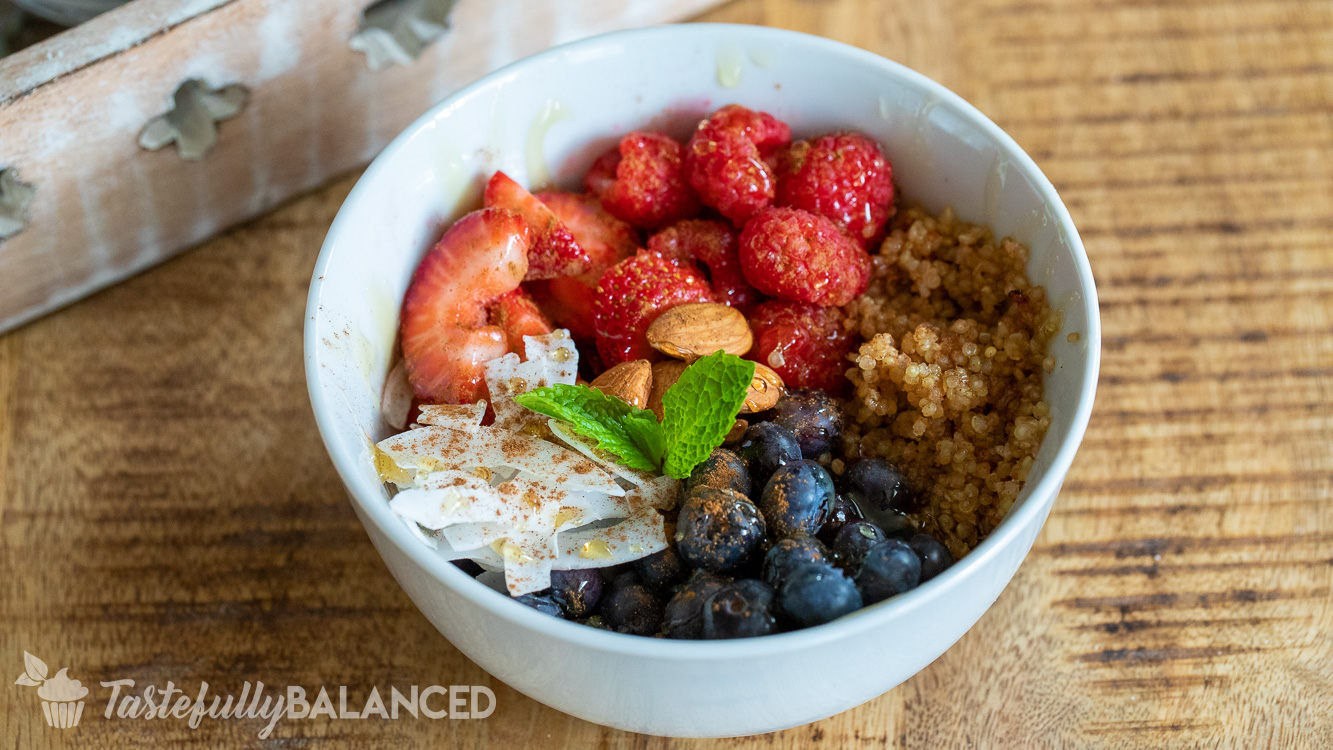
[[590, 360, 652, 410], [740, 363, 785, 413], [646, 302, 754, 362], [723, 419, 749, 444], [646, 360, 687, 421]]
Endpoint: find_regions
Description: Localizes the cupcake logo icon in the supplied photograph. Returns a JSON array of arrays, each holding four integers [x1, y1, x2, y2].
[[14, 652, 89, 729]]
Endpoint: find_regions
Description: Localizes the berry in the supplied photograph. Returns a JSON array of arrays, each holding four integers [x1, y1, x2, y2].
[[592, 253, 714, 365], [663, 571, 731, 639], [401, 208, 530, 403], [908, 533, 954, 582], [646, 219, 761, 311], [674, 487, 767, 572], [747, 300, 858, 395], [762, 535, 829, 589], [452, 559, 484, 577], [778, 562, 862, 627], [490, 288, 553, 355], [524, 192, 638, 341], [550, 569, 603, 619], [738, 207, 871, 306], [759, 459, 835, 539], [702, 579, 777, 639], [816, 494, 864, 547], [841, 458, 919, 516], [771, 390, 845, 459], [633, 546, 687, 592], [733, 421, 802, 490], [685, 104, 791, 226], [684, 447, 752, 498], [484, 171, 592, 279], [774, 132, 894, 247], [585, 132, 701, 229], [855, 540, 921, 604], [598, 576, 665, 636], [831, 521, 888, 571], [514, 592, 564, 618]]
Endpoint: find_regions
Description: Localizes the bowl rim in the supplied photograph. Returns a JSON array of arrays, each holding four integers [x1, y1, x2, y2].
[[304, 22, 1101, 660]]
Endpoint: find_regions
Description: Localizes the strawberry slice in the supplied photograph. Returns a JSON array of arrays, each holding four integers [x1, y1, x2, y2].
[[400, 208, 531, 404], [484, 171, 592, 280], [525, 192, 640, 340], [490, 288, 554, 357]]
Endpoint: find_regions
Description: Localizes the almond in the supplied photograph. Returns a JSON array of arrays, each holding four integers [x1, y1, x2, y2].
[[590, 360, 652, 410], [740, 363, 785, 413], [646, 360, 687, 420], [723, 419, 749, 444], [646, 302, 754, 362]]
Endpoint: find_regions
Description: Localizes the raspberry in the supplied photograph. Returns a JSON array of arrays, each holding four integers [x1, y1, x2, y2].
[[685, 105, 792, 226], [747, 300, 857, 395], [646, 219, 762, 312], [738, 207, 871, 306], [775, 132, 895, 247], [593, 253, 714, 365], [585, 132, 701, 229]]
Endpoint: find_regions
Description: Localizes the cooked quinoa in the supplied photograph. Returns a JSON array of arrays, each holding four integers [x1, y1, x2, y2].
[[840, 205, 1062, 559]]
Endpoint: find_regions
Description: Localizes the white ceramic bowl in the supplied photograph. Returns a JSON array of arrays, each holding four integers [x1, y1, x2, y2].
[[305, 24, 1100, 738]]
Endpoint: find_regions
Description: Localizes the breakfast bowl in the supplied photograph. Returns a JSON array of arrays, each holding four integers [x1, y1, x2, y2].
[[304, 23, 1100, 737]]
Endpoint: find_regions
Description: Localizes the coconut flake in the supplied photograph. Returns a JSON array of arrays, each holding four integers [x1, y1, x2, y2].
[[555, 510, 668, 569], [416, 400, 487, 431], [484, 331, 579, 432], [381, 359, 413, 431]]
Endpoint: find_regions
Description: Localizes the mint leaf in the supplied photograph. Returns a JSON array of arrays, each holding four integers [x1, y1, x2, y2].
[[661, 351, 755, 479], [514, 384, 662, 472]]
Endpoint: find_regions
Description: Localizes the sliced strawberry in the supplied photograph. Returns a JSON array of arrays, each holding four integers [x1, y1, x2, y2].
[[593, 253, 714, 365], [525, 192, 640, 340], [490, 288, 553, 357], [400, 208, 531, 403], [484, 171, 592, 280]]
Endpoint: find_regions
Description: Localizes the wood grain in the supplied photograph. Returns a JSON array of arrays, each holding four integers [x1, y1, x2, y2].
[[2, 0, 1332, 747], [0, 0, 725, 333]]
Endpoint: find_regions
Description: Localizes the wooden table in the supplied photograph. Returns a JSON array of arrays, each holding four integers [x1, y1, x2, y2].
[[3, 0, 1331, 746]]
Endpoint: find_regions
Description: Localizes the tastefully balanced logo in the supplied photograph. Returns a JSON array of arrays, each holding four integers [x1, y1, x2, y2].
[[14, 651, 495, 738]]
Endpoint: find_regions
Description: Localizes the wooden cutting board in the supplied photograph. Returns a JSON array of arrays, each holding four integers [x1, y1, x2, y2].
[[1, 0, 1331, 747]]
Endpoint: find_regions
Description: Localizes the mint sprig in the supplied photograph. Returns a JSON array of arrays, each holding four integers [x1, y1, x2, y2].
[[514, 384, 662, 471], [514, 352, 755, 478], [660, 351, 755, 478]]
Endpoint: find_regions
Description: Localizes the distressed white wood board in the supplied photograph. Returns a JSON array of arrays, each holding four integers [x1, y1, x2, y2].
[[0, 0, 727, 333]]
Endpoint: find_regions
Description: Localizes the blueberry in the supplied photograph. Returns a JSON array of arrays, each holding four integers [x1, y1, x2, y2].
[[702, 579, 778, 639], [633, 546, 687, 591], [734, 422, 802, 489], [841, 458, 919, 517], [674, 487, 767, 572], [778, 563, 862, 627], [684, 448, 752, 497], [664, 571, 732, 639], [855, 540, 922, 604], [452, 559, 485, 577], [816, 494, 864, 547], [772, 390, 845, 459], [598, 579, 665, 636], [760, 459, 835, 538], [831, 521, 888, 571], [513, 592, 564, 618], [549, 569, 603, 619], [762, 535, 829, 589], [908, 533, 954, 582]]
